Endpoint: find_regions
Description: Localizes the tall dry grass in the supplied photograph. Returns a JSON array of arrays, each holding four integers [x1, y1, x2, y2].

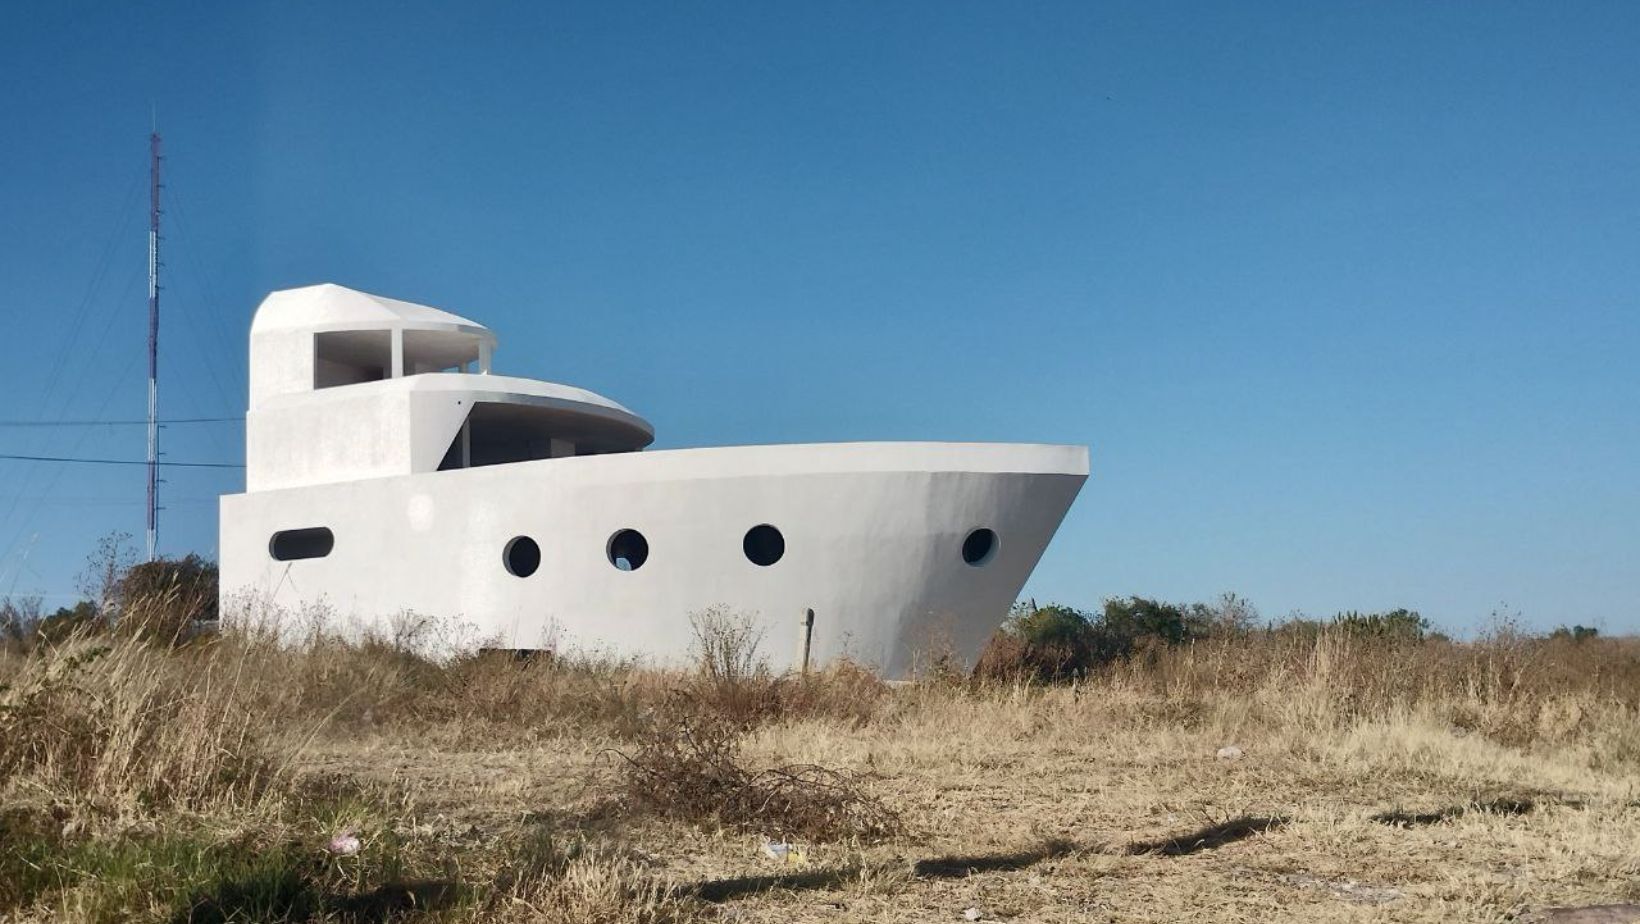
[[2, 595, 1637, 922], [5, 610, 1632, 818], [1082, 628, 1640, 754], [0, 635, 277, 815]]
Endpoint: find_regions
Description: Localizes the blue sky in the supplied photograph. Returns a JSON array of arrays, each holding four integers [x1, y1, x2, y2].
[[2, 1, 1636, 632]]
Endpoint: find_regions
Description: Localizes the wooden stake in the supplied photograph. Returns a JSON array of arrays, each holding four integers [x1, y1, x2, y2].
[[800, 608, 815, 675]]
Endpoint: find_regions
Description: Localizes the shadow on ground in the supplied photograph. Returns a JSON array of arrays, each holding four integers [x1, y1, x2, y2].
[[687, 839, 1081, 903], [169, 876, 461, 924], [1372, 797, 1537, 828], [1124, 816, 1289, 857]]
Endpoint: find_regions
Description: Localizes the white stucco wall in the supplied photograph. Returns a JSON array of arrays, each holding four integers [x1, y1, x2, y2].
[[246, 374, 654, 491], [225, 285, 1089, 677], [221, 441, 1087, 676]]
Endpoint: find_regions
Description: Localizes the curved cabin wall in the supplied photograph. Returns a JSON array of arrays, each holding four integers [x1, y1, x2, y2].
[[221, 441, 1090, 675], [249, 284, 498, 406], [248, 382, 481, 491], [244, 286, 652, 492], [247, 378, 654, 492], [249, 329, 319, 410], [435, 401, 649, 471], [247, 387, 422, 491]]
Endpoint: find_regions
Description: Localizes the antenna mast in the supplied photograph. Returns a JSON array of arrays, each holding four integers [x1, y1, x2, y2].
[[146, 131, 161, 562]]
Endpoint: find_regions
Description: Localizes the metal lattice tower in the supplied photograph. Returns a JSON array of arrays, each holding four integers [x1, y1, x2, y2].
[[146, 131, 161, 561]]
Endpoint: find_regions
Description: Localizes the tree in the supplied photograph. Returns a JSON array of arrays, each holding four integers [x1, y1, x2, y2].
[[0, 597, 104, 650], [0, 595, 43, 647], [114, 554, 219, 643], [973, 602, 1098, 682], [1329, 608, 1431, 642], [35, 600, 103, 645], [1199, 592, 1260, 637], [1096, 596, 1199, 659], [75, 530, 135, 616]]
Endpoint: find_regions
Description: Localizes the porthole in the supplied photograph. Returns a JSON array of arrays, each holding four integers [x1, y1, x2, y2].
[[269, 527, 334, 561], [504, 536, 540, 578], [961, 528, 998, 566], [743, 524, 785, 566], [607, 529, 649, 571]]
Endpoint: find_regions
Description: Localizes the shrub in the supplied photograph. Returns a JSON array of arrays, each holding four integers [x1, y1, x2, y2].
[[38, 601, 106, 645], [0, 635, 274, 813], [973, 603, 1098, 682], [686, 607, 780, 724], [115, 554, 219, 643], [1276, 608, 1433, 642], [1, 598, 107, 653], [1331, 607, 1431, 641], [613, 610, 899, 841], [780, 657, 890, 728], [0, 596, 41, 647], [678, 607, 889, 728], [975, 596, 1251, 682], [616, 688, 900, 841], [1183, 592, 1261, 638], [688, 607, 762, 688], [1096, 596, 1205, 659]]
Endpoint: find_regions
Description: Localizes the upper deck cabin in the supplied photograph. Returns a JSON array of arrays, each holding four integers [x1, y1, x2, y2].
[[244, 284, 653, 492]]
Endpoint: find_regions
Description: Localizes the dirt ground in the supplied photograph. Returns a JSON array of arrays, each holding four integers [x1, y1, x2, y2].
[[8, 624, 1639, 922], [291, 685, 1640, 923]]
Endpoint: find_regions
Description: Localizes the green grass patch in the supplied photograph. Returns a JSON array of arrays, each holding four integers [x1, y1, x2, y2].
[[0, 806, 467, 923]]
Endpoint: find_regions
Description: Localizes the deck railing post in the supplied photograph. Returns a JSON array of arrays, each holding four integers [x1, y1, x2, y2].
[[799, 608, 815, 675]]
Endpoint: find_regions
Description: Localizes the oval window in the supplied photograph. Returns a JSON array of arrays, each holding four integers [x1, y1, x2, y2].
[[743, 524, 785, 566], [607, 529, 649, 571], [504, 536, 541, 578], [269, 527, 334, 561], [961, 528, 998, 566]]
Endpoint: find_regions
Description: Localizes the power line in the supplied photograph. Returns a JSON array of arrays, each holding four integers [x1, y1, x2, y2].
[[0, 453, 243, 469], [0, 495, 219, 506], [0, 170, 145, 553], [0, 267, 147, 560], [0, 417, 239, 427], [33, 171, 145, 435]]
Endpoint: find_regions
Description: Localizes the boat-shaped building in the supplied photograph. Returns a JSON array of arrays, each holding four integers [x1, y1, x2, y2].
[[218, 284, 1088, 675]]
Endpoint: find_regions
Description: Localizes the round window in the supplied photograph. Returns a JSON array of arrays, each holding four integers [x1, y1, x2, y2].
[[962, 528, 998, 566], [504, 536, 541, 577], [607, 529, 649, 571], [743, 524, 785, 566]]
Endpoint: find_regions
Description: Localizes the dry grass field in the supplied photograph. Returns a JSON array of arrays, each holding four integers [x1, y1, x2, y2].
[[2, 607, 1638, 923]]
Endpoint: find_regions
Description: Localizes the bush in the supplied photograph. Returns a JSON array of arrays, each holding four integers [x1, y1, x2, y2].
[[38, 601, 106, 645], [975, 596, 1257, 682], [1, 598, 105, 652], [115, 554, 219, 643], [613, 609, 899, 841], [0, 635, 274, 812], [974, 604, 1098, 682], [680, 607, 889, 728], [616, 688, 900, 842], [1276, 608, 1433, 642], [1096, 596, 1205, 658], [686, 607, 780, 725]]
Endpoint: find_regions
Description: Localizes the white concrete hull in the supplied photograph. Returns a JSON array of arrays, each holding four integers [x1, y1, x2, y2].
[[219, 441, 1087, 676]]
